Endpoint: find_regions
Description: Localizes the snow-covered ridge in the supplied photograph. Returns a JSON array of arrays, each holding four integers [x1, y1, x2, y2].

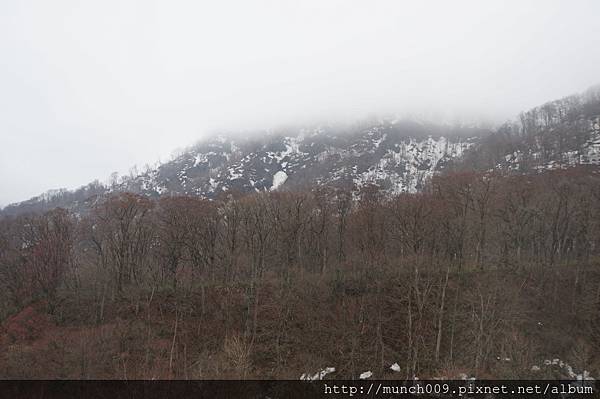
[[112, 122, 478, 198], [352, 136, 474, 194], [3, 112, 600, 218]]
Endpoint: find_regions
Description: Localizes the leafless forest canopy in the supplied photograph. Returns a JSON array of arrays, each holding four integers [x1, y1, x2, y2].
[[3, 0, 600, 385], [1, 166, 600, 379]]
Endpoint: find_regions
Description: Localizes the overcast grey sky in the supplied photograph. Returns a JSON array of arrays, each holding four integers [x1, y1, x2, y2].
[[1, 0, 599, 206]]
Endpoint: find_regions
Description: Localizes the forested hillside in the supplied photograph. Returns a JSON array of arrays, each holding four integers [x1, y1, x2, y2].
[[2, 0, 600, 389], [462, 85, 600, 172], [1, 166, 599, 379], [1, 86, 600, 379]]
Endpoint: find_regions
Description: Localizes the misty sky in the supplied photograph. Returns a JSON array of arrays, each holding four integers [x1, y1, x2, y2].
[[1, 0, 599, 206]]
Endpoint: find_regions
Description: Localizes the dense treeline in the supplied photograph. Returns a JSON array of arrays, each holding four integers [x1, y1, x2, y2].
[[1, 167, 600, 379]]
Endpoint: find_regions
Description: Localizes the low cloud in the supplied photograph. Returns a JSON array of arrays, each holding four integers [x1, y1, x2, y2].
[[1, 0, 599, 205]]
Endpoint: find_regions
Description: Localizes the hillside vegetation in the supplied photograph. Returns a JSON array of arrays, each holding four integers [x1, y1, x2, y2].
[[1, 168, 599, 379]]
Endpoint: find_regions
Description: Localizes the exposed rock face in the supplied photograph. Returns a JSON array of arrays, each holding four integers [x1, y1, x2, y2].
[[122, 121, 478, 199], [3, 85, 600, 217]]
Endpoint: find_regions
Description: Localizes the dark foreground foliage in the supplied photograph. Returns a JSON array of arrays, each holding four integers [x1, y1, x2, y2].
[[1, 167, 600, 379]]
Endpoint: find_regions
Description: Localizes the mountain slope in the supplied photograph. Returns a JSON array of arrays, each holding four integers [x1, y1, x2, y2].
[[461, 85, 600, 172], [1, 120, 484, 216], [125, 121, 480, 198], [3, 85, 600, 217]]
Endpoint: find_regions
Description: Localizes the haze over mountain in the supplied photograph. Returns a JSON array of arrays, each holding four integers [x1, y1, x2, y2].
[[2, 83, 600, 382], [5, 1, 600, 385], [2, 84, 599, 218], [2, 0, 600, 206]]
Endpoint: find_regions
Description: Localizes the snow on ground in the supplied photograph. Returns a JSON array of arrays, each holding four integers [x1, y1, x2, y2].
[[300, 367, 335, 381], [535, 358, 595, 380], [228, 166, 243, 180], [267, 136, 306, 165], [270, 171, 288, 191], [359, 371, 373, 379], [353, 136, 473, 194], [298, 358, 595, 381]]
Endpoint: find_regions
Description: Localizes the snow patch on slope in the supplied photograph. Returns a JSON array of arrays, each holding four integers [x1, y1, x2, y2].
[[353, 136, 473, 193], [271, 171, 288, 191]]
